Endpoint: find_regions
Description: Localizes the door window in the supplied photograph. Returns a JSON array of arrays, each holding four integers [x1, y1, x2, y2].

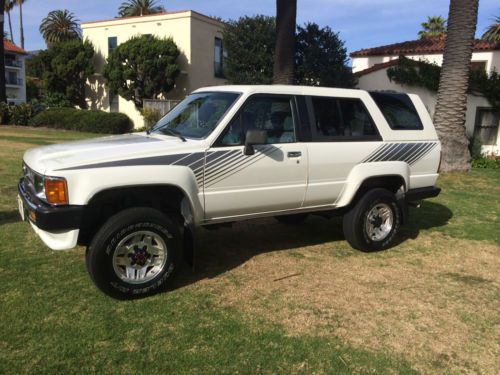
[[220, 96, 296, 145]]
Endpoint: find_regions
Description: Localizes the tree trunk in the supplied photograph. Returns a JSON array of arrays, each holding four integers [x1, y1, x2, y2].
[[19, 0, 24, 49], [433, 0, 479, 172], [0, 4, 7, 104], [273, 0, 296, 84], [7, 10, 13, 43]]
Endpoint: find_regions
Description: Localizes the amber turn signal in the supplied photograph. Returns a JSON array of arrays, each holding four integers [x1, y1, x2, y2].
[[44, 178, 69, 205]]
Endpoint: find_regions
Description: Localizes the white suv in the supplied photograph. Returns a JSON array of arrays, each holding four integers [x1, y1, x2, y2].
[[18, 85, 441, 298]]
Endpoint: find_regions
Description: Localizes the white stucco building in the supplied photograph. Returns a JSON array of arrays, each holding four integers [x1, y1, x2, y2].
[[4, 40, 27, 105], [82, 10, 226, 128], [351, 38, 500, 155]]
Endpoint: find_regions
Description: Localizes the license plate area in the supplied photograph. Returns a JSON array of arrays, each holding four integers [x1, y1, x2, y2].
[[17, 194, 26, 221]]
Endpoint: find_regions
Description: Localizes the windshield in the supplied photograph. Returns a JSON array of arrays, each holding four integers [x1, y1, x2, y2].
[[151, 92, 240, 139]]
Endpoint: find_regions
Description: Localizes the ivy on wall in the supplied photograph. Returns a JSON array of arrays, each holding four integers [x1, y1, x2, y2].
[[386, 56, 500, 110]]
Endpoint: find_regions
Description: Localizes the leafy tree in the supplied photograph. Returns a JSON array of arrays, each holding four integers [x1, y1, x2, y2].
[[274, 0, 297, 84], [223, 16, 354, 88], [433, 0, 479, 172], [40, 10, 81, 48], [295, 23, 355, 88], [418, 16, 447, 39], [37, 39, 95, 108], [118, 0, 164, 17], [482, 15, 500, 42], [104, 35, 180, 108], [222, 16, 276, 84]]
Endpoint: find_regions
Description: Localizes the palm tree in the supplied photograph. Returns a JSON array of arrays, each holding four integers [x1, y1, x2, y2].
[[273, 0, 296, 84], [4, 1, 14, 43], [39, 10, 82, 48], [433, 0, 479, 172], [0, 2, 7, 103], [482, 16, 500, 42], [16, 0, 25, 49], [118, 0, 165, 18], [418, 16, 447, 39]]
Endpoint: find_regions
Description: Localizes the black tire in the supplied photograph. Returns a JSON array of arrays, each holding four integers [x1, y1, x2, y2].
[[274, 213, 309, 225], [86, 207, 181, 299], [342, 188, 400, 252]]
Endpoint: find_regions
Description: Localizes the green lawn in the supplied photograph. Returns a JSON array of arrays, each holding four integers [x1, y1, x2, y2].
[[0, 126, 498, 374]]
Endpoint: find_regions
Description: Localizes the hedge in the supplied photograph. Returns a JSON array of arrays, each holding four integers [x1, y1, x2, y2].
[[30, 108, 134, 134]]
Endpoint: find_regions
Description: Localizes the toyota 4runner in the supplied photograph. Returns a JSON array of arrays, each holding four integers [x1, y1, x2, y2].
[[18, 85, 441, 298]]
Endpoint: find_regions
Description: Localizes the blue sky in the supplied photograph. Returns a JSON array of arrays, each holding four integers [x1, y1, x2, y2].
[[6, 0, 499, 54]]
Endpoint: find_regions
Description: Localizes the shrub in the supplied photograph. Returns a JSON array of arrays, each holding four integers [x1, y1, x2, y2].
[[141, 107, 162, 130], [30, 108, 133, 134], [468, 136, 483, 160], [472, 155, 500, 169], [9, 103, 37, 125], [0, 102, 9, 124]]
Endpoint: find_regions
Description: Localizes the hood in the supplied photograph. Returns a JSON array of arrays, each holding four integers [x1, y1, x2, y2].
[[23, 133, 203, 174]]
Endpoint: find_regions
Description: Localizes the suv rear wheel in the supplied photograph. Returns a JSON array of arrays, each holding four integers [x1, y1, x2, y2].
[[343, 188, 400, 252], [86, 207, 181, 299]]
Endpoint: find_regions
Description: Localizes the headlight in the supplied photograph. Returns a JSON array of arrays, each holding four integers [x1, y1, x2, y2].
[[44, 177, 69, 205], [22, 163, 69, 205]]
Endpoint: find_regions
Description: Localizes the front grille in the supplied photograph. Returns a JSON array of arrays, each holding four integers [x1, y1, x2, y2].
[[22, 163, 44, 196]]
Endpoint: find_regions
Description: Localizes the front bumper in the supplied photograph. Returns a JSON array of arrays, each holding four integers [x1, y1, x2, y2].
[[18, 178, 83, 250]]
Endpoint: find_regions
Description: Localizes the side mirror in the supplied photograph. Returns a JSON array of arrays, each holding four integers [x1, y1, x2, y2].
[[244, 129, 268, 155]]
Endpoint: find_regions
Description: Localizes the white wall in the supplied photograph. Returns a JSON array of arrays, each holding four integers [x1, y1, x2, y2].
[[357, 67, 500, 155], [352, 50, 500, 74]]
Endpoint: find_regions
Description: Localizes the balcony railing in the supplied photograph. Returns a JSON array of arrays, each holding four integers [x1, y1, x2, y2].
[[5, 77, 23, 86], [5, 59, 22, 68]]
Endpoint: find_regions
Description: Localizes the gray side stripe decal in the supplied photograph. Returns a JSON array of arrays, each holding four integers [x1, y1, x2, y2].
[[362, 142, 438, 165]]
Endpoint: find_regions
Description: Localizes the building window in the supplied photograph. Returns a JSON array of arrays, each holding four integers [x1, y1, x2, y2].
[[214, 37, 224, 78], [474, 108, 499, 146], [310, 97, 378, 140], [109, 93, 119, 113], [108, 37, 118, 55], [470, 61, 487, 73]]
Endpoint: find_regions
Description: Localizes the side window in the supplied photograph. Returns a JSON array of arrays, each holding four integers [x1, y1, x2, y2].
[[370, 92, 423, 130], [311, 96, 378, 140], [221, 96, 296, 145]]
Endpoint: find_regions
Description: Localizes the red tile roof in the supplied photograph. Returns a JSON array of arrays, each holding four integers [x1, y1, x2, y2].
[[4, 40, 28, 55], [354, 59, 400, 77], [351, 37, 500, 57]]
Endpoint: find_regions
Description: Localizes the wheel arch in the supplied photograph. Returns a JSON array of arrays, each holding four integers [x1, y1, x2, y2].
[[77, 184, 198, 248]]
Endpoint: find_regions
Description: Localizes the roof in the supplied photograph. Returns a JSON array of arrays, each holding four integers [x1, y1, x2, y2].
[[81, 10, 222, 26], [351, 37, 500, 57], [354, 59, 401, 77], [193, 85, 367, 98], [4, 40, 28, 55]]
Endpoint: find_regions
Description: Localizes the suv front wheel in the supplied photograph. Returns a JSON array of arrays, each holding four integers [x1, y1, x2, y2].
[[86, 207, 181, 299], [343, 188, 400, 252]]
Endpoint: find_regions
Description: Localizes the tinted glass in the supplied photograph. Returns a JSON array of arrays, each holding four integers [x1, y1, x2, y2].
[[311, 97, 377, 140], [370, 92, 423, 130], [221, 96, 295, 145], [108, 37, 118, 55], [214, 38, 224, 78], [152, 92, 239, 139]]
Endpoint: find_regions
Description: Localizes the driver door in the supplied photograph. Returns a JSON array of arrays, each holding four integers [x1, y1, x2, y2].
[[203, 95, 308, 219]]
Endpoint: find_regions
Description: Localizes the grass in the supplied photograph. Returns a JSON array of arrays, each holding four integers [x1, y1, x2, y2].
[[0, 126, 499, 374]]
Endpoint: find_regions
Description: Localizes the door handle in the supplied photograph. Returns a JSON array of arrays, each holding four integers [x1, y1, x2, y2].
[[287, 151, 302, 158]]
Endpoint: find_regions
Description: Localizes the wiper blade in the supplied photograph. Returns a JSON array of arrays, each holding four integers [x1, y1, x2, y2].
[[161, 128, 187, 142]]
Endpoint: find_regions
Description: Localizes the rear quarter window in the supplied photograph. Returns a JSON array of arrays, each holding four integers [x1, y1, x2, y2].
[[370, 92, 423, 130]]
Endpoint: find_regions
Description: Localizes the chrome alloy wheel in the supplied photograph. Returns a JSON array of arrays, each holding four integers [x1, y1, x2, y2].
[[112, 231, 168, 284], [365, 203, 394, 242]]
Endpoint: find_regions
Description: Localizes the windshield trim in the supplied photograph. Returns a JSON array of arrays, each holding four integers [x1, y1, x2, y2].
[[151, 91, 243, 140]]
